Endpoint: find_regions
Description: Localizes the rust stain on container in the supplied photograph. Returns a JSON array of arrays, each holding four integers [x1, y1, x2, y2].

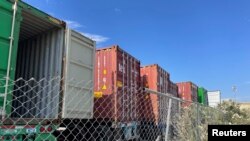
[[94, 45, 141, 123], [176, 82, 198, 107], [140, 64, 170, 123]]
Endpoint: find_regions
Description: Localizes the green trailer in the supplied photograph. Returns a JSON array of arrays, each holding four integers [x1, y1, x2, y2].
[[197, 87, 208, 105], [0, 0, 96, 140]]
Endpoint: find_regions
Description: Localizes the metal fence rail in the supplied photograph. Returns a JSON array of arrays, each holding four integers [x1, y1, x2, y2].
[[0, 77, 224, 141]]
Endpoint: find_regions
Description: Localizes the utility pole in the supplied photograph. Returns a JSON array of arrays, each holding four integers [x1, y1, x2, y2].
[[232, 85, 237, 103]]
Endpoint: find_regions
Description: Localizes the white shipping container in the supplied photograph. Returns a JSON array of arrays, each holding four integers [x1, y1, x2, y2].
[[207, 91, 221, 107]]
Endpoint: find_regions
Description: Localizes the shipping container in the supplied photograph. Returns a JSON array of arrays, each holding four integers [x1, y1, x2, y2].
[[167, 81, 179, 115], [0, 0, 22, 116], [0, 1, 95, 140], [197, 87, 208, 105], [168, 81, 178, 97], [12, 29, 95, 119], [94, 45, 140, 140], [140, 64, 170, 123], [207, 91, 221, 107], [139, 64, 170, 140], [176, 82, 198, 106]]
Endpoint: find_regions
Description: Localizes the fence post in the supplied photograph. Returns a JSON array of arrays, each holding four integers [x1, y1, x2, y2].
[[165, 98, 172, 141], [178, 100, 181, 113], [196, 103, 200, 141]]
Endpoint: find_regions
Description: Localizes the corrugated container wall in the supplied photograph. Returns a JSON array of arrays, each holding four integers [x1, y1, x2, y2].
[[167, 81, 179, 121], [13, 29, 64, 118], [94, 45, 140, 123], [9, 6, 66, 119], [168, 81, 178, 97], [177, 82, 198, 106], [12, 29, 95, 119], [1, 0, 96, 119], [207, 91, 221, 107], [140, 64, 169, 123], [197, 87, 208, 105]]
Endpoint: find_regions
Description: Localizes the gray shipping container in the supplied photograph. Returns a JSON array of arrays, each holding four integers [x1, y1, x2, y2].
[[10, 6, 95, 120]]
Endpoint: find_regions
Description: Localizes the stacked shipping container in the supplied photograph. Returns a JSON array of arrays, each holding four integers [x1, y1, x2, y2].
[[207, 91, 221, 107], [176, 82, 198, 106], [168, 81, 178, 97], [139, 64, 171, 140], [197, 87, 208, 105], [94, 45, 141, 123], [168, 80, 179, 116], [140, 64, 170, 123]]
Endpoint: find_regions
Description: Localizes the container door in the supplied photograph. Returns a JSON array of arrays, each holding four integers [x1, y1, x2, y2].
[[0, 0, 22, 116], [62, 29, 95, 119]]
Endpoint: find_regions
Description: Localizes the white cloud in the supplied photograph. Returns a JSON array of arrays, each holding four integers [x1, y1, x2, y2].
[[81, 32, 109, 44], [114, 8, 121, 13], [63, 20, 108, 44], [65, 20, 83, 29]]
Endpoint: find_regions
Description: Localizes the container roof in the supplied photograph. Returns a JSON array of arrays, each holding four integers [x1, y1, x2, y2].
[[17, 0, 66, 41], [97, 45, 141, 63], [141, 64, 170, 75]]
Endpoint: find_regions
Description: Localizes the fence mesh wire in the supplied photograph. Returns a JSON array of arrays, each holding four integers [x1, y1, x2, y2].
[[0, 77, 224, 141]]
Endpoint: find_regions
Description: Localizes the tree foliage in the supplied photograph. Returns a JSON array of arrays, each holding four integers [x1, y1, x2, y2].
[[217, 100, 250, 124]]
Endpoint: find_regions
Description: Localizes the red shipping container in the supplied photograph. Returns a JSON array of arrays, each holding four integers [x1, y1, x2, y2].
[[176, 82, 198, 106], [94, 45, 141, 123], [167, 81, 179, 118], [140, 64, 170, 123], [168, 81, 178, 97]]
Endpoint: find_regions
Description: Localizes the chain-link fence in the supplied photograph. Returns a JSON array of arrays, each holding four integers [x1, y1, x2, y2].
[[141, 88, 225, 141], [0, 77, 224, 141]]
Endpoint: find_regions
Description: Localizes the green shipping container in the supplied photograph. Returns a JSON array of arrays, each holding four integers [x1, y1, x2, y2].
[[197, 87, 208, 105], [0, 1, 96, 140], [0, 0, 22, 116], [0, 0, 65, 117]]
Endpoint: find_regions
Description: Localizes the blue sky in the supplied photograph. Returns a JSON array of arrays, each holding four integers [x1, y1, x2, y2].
[[23, 0, 250, 101]]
